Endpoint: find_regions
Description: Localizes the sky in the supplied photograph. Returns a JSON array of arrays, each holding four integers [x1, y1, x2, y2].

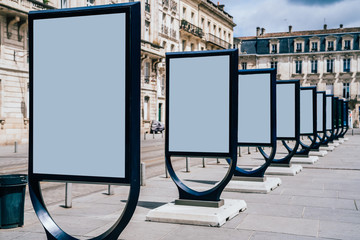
[[218, 0, 360, 37]]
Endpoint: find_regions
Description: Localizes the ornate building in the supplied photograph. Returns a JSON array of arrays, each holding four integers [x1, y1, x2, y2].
[[0, 0, 234, 144], [0, 0, 53, 145], [236, 25, 360, 127]]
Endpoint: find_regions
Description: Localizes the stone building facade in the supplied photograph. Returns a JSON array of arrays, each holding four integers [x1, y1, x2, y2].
[[0, 0, 53, 145], [235, 25, 360, 127], [0, 0, 234, 144]]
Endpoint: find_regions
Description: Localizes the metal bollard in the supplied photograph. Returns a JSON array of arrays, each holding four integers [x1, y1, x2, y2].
[[186, 157, 190, 172], [107, 185, 114, 195], [248, 147, 250, 154], [14, 141, 17, 153], [217, 158, 220, 164], [238, 147, 242, 157], [144, 132, 146, 140], [153, 131, 155, 139], [65, 182, 72, 208], [352, 129, 354, 135], [162, 131, 164, 138], [140, 162, 146, 186], [256, 147, 258, 152], [165, 163, 169, 178], [202, 158, 206, 168]]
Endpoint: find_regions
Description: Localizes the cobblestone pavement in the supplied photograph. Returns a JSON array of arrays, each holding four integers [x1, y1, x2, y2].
[[1, 130, 360, 239]]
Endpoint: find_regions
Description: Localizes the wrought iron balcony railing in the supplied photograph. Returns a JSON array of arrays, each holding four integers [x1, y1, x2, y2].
[[170, 0, 177, 12], [161, 24, 169, 35], [180, 19, 203, 38], [206, 33, 231, 49], [162, 0, 169, 8]]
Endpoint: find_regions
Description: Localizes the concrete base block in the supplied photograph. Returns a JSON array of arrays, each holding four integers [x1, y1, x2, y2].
[[309, 150, 328, 157], [334, 139, 344, 144], [291, 156, 319, 164], [225, 177, 281, 193], [263, 164, 303, 176], [328, 142, 339, 147], [319, 145, 335, 151], [146, 199, 247, 227]]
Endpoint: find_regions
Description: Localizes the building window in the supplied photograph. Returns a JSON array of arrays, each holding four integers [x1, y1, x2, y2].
[[271, 44, 277, 53], [158, 103, 163, 122], [201, 47, 204, 51], [271, 61, 277, 70], [190, 43, 194, 51], [144, 21, 150, 41], [327, 59, 334, 73], [311, 60, 318, 73], [327, 41, 334, 51], [171, 44, 175, 52], [344, 40, 351, 50], [296, 43, 302, 52], [182, 7, 186, 18], [242, 62, 247, 70], [295, 60, 302, 74], [145, 0, 150, 13], [343, 83, 350, 99], [60, 0, 68, 8], [343, 58, 351, 72], [86, 0, 95, 6], [182, 40, 186, 51], [190, 12, 194, 24], [144, 96, 150, 121], [311, 42, 318, 51], [144, 62, 150, 83]]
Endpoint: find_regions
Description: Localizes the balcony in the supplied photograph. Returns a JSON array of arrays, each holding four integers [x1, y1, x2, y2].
[[159, 25, 177, 40], [206, 33, 231, 49], [162, 0, 169, 9], [170, 0, 177, 12], [161, 24, 169, 35], [170, 28, 176, 39], [180, 19, 203, 38], [145, 2, 150, 13]]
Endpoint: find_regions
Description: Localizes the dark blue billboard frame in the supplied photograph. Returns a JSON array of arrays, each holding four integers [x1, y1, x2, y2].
[[233, 68, 277, 178], [260, 80, 300, 165], [28, 3, 141, 239], [165, 49, 238, 201]]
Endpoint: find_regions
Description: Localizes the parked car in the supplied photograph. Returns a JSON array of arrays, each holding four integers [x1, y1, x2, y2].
[[150, 120, 165, 133]]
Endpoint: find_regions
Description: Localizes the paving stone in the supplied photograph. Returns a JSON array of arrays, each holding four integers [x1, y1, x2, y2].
[[290, 195, 356, 210], [237, 214, 319, 237], [319, 220, 360, 239], [249, 231, 328, 240], [161, 225, 253, 240], [303, 206, 360, 224]]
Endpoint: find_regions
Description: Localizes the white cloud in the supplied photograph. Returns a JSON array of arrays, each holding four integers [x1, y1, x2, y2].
[[219, 0, 360, 36]]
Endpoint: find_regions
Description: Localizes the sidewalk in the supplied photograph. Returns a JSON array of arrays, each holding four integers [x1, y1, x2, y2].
[[1, 132, 360, 239]]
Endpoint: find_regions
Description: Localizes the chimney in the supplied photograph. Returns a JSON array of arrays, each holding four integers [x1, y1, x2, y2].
[[340, 24, 343, 29], [218, 4, 225, 11], [256, 27, 260, 36], [324, 24, 327, 30], [288, 25, 292, 33], [261, 28, 265, 35]]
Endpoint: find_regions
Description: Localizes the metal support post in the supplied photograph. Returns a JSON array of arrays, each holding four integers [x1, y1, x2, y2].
[[202, 158, 206, 168], [186, 157, 190, 172], [140, 162, 146, 186], [65, 182, 72, 208]]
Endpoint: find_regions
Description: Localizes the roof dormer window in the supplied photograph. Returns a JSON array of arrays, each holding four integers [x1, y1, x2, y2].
[[269, 39, 279, 54], [294, 38, 304, 53], [342, 35, 353, 50]]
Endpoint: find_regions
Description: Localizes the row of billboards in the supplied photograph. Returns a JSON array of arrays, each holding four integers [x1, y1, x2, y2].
[[27, 3, 349, 239]]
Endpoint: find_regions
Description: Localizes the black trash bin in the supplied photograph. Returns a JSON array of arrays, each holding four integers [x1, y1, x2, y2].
[[0, 174, 28, 229]]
